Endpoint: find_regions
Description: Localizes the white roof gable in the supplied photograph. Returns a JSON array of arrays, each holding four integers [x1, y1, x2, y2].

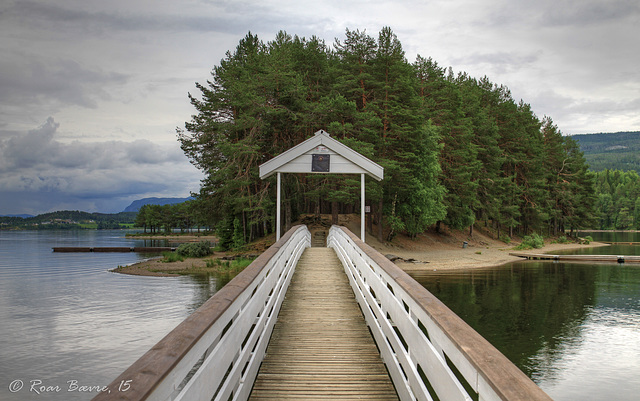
[[259, 130, 383, 181]]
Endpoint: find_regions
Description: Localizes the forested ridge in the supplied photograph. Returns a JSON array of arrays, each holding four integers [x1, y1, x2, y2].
[[572, 131, 640, 172], [178, 28, 596, 247], [0, 210, 136, 229], [569, 133, 640, 229]]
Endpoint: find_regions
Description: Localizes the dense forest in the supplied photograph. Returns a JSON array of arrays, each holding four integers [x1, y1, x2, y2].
[[572, 133, 640, 229], [134, 202, 208, 233], [177, 27, 596, 246], [593, 169, 640, 229], [572, 131, 640, 173]]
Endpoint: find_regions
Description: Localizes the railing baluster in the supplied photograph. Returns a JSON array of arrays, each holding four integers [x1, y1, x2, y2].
[[328, 225, 552, 401], [92, 225, 310, 401]]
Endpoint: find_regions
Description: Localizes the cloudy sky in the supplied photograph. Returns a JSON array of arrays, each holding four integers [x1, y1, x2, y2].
[[1, 0, 638, 215]]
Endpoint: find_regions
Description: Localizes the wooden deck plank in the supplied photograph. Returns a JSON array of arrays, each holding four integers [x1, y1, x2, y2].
[[249, 248, 398, 400]]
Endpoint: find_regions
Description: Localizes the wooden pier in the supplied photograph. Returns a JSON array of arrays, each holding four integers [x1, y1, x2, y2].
[[52, 247, 174, 253], [250, 247, 398, 400], [93, 225, 552, 401], [510, 252, 640, 263]]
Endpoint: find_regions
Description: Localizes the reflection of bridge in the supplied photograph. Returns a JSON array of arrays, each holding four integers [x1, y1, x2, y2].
[[93, 225, 551, 401]]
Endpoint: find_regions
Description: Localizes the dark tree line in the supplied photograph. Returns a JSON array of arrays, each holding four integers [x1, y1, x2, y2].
[[135, 201, 209, 233], [177, 28, 596, 245], [594, 169, 640, 229]]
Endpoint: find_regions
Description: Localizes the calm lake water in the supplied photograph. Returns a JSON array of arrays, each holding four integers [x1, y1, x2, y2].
[[410, 232, 640, 401], [2, 230, 639, 400], [0, 230, 232, 401]]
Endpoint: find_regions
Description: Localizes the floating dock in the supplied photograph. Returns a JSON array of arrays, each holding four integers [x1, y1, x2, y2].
[[509, 252, 640, 263], [53, 247, 174, 253]]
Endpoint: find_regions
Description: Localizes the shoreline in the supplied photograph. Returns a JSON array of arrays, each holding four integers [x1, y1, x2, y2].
[[113, 239, 610, 277], [389, 241, 610, 272]]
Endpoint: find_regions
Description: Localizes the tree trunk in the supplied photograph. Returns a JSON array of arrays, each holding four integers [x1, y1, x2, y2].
[[377, 199, 384, 242], [285, 200, 292, 232]]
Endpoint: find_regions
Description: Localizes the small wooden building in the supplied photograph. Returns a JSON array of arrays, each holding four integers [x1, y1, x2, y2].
[[259, 130, 383, 242]]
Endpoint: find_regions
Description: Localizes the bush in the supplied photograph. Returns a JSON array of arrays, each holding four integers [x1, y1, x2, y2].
[[515, 233, 544, 250], [499, 235, 511, 244], [554, 235, 571, 244], [176, 241, 212, 258]]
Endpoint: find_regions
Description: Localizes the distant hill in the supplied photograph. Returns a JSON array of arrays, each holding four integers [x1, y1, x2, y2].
[[0, 210, 138, 229], [571, 131, 640, 172], [0, 214, 34, 218], [123, 197, 193, 212]]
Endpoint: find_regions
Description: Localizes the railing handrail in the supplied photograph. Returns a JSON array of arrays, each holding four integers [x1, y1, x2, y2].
[[93, 225, 310, 401], [328, 225, 552, 401]]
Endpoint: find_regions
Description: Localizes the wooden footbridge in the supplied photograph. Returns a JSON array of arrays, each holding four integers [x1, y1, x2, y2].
[[93, 225, 551, 401]]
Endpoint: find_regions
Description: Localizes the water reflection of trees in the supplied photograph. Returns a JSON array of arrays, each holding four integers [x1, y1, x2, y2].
[[411, 262, 597, 378], [184, 273, 237, 314]]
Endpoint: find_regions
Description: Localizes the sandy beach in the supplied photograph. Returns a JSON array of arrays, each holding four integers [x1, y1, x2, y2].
[[362, 223, 608, 272]]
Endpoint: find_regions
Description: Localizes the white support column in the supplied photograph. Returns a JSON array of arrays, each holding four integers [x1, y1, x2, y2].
[[276, 172, 281, 241], [361, 173, 365, 243]]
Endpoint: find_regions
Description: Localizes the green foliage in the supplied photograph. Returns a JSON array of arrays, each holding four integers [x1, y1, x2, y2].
[[206, 257, 254, 273], [162, 251, 185, 263], [216, 215, 234, 251], [553, 236, 571, 244], [499, 235, 511, 244], [135, 201, 203, 234], [515, 233, 544, 250], [174, 28, 597, 242], [593, 169, 640, 229], [232, 218, 245, 249], [176, 241, 212, 258]]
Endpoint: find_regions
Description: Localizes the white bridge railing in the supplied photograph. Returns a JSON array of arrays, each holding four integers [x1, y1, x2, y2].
[[328, 225, 552, 401], [93, 225, 310, 401]]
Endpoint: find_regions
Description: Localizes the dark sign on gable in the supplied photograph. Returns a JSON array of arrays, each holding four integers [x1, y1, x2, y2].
[[311, 154, 330, 172]]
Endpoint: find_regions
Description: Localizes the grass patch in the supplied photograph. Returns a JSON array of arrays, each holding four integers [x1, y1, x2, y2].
[[205, 257, 254, 273], [162, 251, 185, 263]]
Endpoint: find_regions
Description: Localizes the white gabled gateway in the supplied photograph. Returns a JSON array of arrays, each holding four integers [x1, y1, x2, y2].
[[259, 130, 384, 242]]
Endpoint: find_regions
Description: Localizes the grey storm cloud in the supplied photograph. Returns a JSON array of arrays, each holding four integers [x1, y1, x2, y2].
[[0, 117, 183, 172], [3, 0, 284, 35], [0, 118, 200, 212], [539, 0, 640, 26], [0, 51, 129, 109], [452, 52, 541, 74]]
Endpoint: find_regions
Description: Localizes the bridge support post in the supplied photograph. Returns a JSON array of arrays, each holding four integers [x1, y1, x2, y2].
[[277, 172, 281, 241], [361, 173, 365, 243]]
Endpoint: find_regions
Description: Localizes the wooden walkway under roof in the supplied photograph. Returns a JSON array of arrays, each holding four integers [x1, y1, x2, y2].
[[249, 247, 398, 400]]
